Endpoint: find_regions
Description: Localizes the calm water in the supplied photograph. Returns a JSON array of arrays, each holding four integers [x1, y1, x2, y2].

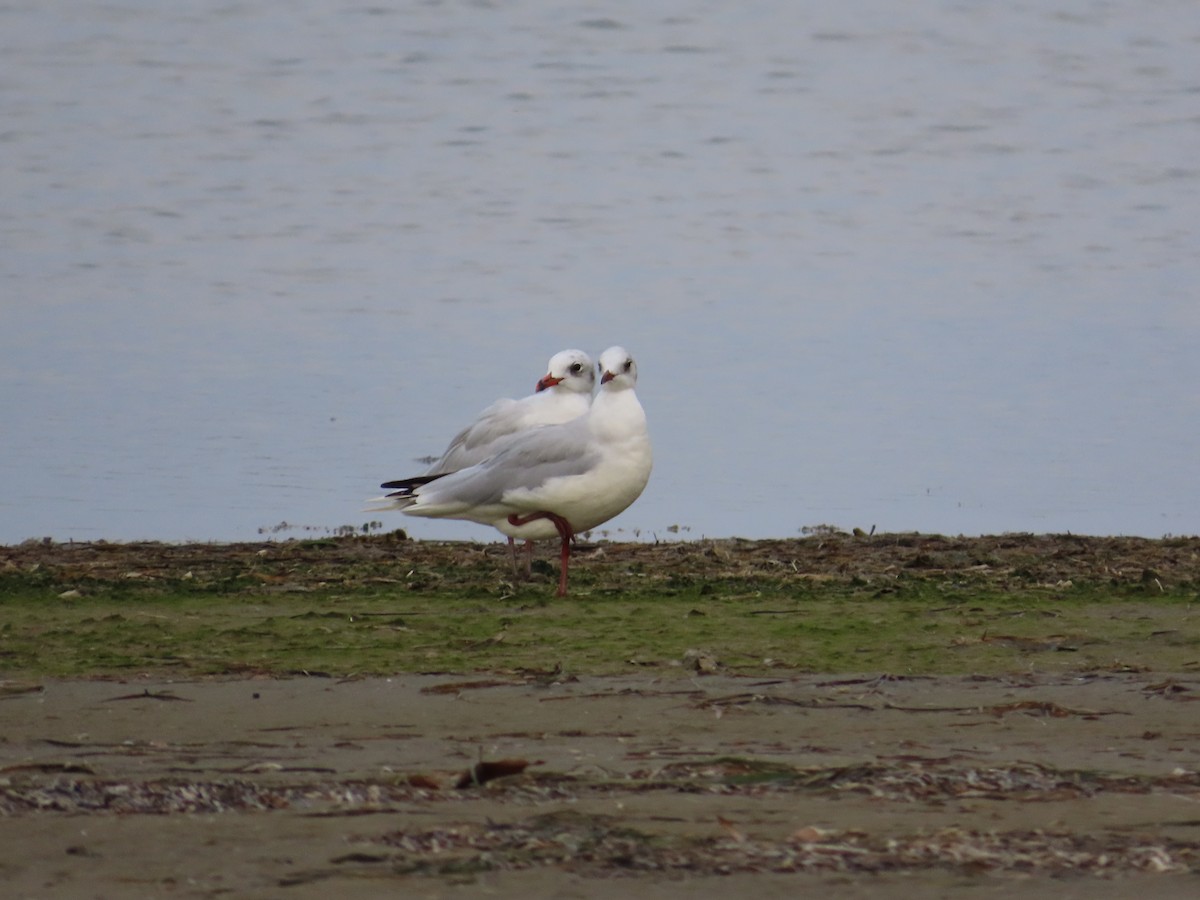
[[2, 1, 1198, 545]]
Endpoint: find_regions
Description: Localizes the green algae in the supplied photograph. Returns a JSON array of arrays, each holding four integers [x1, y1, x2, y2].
[[1, 534, 1196, 678]]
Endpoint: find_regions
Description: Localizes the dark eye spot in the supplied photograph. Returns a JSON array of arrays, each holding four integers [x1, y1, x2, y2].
[[624, 359, 633, 371], [569, 363, 582, 374]]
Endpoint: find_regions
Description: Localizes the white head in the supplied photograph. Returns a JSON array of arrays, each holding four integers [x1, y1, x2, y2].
[[598, 346, 638, 390], [536, 349, 595, 395]]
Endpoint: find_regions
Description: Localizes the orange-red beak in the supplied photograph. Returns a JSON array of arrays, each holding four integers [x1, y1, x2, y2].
[[600, 370, 615, 384], [536, 374, 562, 392]]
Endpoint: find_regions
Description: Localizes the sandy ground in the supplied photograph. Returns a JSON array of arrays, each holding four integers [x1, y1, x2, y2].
[[3, 671, 1200, 898]]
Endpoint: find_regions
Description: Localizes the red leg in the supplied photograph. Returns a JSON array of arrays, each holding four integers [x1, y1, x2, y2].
[[507, 512, 575, 596]]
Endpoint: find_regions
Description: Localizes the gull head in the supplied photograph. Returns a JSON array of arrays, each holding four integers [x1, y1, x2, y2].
[[598, 346, 638, 389], [536, 349, 595, 394]]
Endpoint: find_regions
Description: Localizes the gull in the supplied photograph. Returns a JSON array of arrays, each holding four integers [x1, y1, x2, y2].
[[413, 348, 594, 575], [374, 346, 652, 596], [421, 348, 595, 476]]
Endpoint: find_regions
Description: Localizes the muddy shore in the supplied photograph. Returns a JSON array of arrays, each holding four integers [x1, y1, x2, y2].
[[2, 534, 1199, 897], [2, 671, 1199, 898]]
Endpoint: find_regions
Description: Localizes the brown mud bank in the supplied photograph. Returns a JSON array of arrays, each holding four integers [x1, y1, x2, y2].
[[2, 672, 1200, 898], [4, 530, 1200, 593]]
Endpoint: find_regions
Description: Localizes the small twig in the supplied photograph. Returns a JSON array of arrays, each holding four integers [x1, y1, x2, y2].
[[103, 689, 192, 703]]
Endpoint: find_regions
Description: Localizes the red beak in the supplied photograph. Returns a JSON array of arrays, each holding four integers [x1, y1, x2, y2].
[[536, 374, 562, 392], [600, 370, 615, 384]]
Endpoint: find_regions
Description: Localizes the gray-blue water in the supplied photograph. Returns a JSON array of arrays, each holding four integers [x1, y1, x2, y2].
[[3, 1, 1198, 545]]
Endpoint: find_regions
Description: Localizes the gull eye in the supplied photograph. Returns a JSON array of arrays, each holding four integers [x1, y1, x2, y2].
[[624, 359, 633, 371], [569, 362, 582, 374]]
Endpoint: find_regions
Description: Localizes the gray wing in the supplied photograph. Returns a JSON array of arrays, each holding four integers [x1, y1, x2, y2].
[[425, 397, 521, 475], [414, 421, 599, 511]]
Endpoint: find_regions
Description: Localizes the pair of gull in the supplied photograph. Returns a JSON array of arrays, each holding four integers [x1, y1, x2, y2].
[[373, 347, 652, 596]]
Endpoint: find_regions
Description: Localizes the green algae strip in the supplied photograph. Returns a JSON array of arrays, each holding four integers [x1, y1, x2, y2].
[[1, 533, 1196, 678]]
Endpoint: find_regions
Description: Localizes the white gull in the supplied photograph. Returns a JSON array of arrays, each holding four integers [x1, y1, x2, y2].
[[374, 346, 652, 596], [422, 348, 595, 476]]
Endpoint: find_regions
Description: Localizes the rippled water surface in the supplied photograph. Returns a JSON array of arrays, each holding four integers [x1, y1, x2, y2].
[[3, 1, 1198, 543]]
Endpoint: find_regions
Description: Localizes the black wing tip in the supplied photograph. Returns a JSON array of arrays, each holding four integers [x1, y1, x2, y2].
[[380, 473, 448, 491]]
